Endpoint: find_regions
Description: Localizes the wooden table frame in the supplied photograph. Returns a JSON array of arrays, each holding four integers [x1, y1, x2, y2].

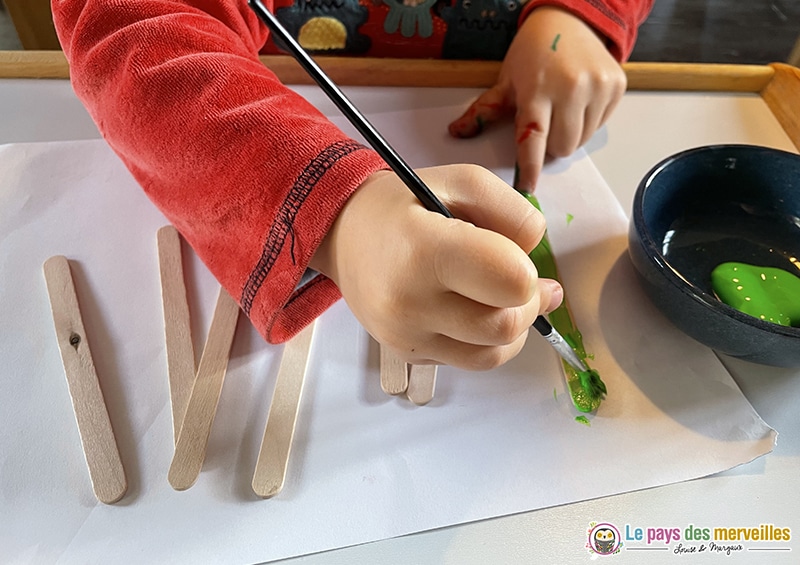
[[1, 51, 798, 151]]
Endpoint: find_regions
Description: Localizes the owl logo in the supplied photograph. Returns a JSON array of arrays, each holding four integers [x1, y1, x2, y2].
[[594, 528, 616, 553], [587, 522, 621, 556]]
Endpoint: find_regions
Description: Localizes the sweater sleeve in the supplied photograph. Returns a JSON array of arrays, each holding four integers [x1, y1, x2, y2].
[[51, 0, 388, 343], [520, 0, 654, 61]]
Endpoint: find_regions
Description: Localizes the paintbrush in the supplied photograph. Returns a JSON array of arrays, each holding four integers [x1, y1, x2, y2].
[[521, 190, 607, 409], [248, 0, 588, 375]]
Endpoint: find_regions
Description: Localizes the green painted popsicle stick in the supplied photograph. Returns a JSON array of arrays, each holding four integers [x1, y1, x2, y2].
[[515, 178, 606, 412]]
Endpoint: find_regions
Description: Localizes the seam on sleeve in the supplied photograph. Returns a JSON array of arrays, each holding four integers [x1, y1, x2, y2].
[[240, 139, 367, 314], [582, 0, 625, 29]]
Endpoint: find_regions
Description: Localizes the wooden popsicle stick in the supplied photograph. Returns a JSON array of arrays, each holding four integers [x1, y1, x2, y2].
[[251, 321, 316, 498], [168, 288, 240, 491], [406, 364, 437, 406], [42, 256, 127, 504], [156, 226, 196, 445], [380, 344, 408, 395]]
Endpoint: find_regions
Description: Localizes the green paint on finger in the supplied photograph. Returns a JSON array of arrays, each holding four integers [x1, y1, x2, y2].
[[475, 115, 485, 134], [551, 33, 561, 51], [566, 213, 574, 225]]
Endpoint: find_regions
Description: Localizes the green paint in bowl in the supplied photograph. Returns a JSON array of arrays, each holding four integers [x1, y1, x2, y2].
[[711, 262, 800, 327]]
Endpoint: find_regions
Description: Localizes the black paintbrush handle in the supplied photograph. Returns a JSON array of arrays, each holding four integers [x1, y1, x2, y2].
[[248, 0, 566, 363], [533, 316, 552, 336], [249, 0, 452, 219]]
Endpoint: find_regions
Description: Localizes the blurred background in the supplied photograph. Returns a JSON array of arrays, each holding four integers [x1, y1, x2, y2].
[[629, 0, 799, 64], [0, 2, 22, 51], [1, 0, 798, 64]]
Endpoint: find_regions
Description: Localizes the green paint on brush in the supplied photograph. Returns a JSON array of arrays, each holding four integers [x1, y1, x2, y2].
[[575, 415, 591, 426], [579, 367, 607, 400], [518, 189, 606, 413], [711, 262, 800, 327]]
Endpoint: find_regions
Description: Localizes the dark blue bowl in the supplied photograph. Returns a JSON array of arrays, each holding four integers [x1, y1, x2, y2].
[[628, 144, 800, 367]]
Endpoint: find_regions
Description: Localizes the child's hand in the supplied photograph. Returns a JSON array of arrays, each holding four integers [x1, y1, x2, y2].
[[448, 6, 627, 192], [311, 165, 563, 370]]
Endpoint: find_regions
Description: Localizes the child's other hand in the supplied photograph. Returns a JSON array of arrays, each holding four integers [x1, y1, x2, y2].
[[311, 165, 563, 370], [448, 6, 626, 192]]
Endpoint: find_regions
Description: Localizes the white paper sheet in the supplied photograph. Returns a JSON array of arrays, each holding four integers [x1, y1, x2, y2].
[[0, 105, 776, 564]]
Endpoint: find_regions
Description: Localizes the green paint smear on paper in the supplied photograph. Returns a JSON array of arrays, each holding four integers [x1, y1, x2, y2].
[[519, 188, 606, 413], [575, 415, 591, 426], [566, 213, 574, 225], [711, 262, 800, 327]]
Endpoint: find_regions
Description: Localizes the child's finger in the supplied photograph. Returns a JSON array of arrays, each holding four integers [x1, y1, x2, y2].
[[443, 278, 562, 345], [428, 218, 538, 308], [579, 101, 605, 148], [447, 86, 511, 139], [418, 164, 546, 253], [547, 100, 585, 159], [409, 330, 530, 371], [598, 71, 627, 129], [513, 102, 552, 193], [416, 291, 541, 347]]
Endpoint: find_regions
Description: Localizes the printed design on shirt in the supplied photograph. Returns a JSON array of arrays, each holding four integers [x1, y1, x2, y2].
[[382, 0, 439, 38], [439, 0, 523, 60], [275, 0, 371, 53], [240, 140, 367, 315]]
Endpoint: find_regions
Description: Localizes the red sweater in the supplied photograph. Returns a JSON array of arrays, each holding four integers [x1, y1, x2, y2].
[[52, 0, 652, 343]]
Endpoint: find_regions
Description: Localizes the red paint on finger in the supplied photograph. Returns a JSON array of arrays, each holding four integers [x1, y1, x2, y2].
[[516, 121, 542, 144], [450, 96, 507, 139], [449, 122, 471, 138], [449, 119, 478, 138]]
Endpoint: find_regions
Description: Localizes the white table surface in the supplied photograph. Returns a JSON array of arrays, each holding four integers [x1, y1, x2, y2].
[[2, 78, 798, 564]]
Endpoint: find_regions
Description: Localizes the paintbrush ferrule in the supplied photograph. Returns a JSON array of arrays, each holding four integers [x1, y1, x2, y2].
[[532, 316, 588, 373]]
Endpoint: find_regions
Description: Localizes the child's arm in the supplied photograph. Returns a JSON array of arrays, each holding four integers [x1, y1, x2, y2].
[[52, 0, 563, 368], [449, 0, 654, 192], [53, 0, 386, 344]]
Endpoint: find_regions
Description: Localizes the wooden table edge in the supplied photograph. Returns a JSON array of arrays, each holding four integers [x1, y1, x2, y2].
[[1, 51, 797, 149], [0, 51, 776, 88]]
